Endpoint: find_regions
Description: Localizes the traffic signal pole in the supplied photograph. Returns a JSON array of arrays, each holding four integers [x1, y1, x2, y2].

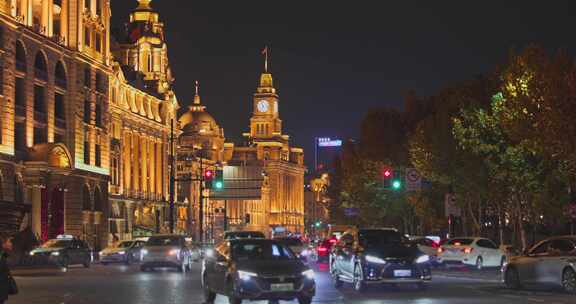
[[169, 119, 175, 234]]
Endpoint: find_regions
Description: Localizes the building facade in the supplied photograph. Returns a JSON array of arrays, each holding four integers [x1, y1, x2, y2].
[[0, 0, 112, 249], [107, 0, 179, 241]]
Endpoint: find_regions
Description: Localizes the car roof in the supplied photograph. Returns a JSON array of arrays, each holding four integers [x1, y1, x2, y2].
[[229, 238, 278, 244]]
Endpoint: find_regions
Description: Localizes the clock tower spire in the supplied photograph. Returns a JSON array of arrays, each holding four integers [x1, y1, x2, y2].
[[249, 47, 282, 140]]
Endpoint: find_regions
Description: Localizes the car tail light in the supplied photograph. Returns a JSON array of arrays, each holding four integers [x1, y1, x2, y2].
[[329, 238, 337, 244], [462, 247, 473, 254], [431, 241, 440, 249], [318, 247, 328, 253], [437, 247, 444, 254]]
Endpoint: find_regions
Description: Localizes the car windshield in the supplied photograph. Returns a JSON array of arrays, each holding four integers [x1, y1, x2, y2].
[[447, 238, 474, 246], [232, 241, 296, 261], [359, 230, 403, 247], [42, 240, 72, 248], [225, 231, 265, 239], [118, 241, 133, 248], [276, 238, 303, 247], [147, 236, 181, 246]]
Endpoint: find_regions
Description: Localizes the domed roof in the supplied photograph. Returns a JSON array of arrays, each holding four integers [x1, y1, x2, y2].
[[179, 107, 216, 127]]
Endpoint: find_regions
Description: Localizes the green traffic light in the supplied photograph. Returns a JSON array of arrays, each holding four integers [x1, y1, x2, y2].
[[392, 180, 401, 190], [315, 221, 321, 227], [215, 181, 224, 189]]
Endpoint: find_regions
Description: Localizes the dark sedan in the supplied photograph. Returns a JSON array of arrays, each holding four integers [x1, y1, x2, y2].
[[330, 228, 432, 292], [202, 239, 316, 304]]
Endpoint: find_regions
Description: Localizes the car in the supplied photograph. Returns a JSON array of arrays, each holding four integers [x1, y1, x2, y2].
[[503, 236, 576, 293], [29, 235, 92, 269], [275, 237, 309, 260], [223, 230, 266, 240], [409, 236, 440, 265], [202, 239, 316, 304], [330, 228, 431, 292], [100, 240, 145, 265], [314, 237, 337, 262], [140, 234, 193, 272], [437, 237, 506, 270]]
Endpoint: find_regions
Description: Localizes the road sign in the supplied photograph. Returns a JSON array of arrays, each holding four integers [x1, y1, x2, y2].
[[405, 168, 422, 191], [444, 193, 461, 217]]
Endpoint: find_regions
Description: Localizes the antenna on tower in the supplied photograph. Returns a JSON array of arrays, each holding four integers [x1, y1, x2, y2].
[[262, 46, 270, 73]]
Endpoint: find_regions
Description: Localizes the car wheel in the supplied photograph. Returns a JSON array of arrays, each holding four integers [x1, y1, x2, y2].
[[330, 261, 343, 288], [475, 257, 483, 270], [353, 264, 365, 292], [203, 274, 216, 303], [297, 296, 313, 304], [562, 267, 576, 294], [504, 267, 522, 290], [227, 280, 242, 304]]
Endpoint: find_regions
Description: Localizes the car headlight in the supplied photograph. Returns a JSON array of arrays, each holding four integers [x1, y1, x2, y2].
[[169, 249, 180, 256], [301, 249, 310, 256], [51, 251, 60, 256], [29, 252, 36, 256], [118, 251, 126, 255], [415, 255, 430, 264], [302, 269, 315, 280], [238, 270, 258, 281], [99, 251, 104, 256], [365, 255, 387, 264]]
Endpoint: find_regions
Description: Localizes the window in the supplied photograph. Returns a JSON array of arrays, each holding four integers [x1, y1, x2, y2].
[[15, 41, 26, 72], [54, 133, 64, 144], [84, 68, 91, 87], [14, 122, 26, 152], [477, 239, 498, 249], [55, 93, 65, 120], [84, 130, 90, 164], [111, 153, 120, 186], [95, 102, 102, 127], [84, 99, 91, 123], [95, 143, 101, 167], [15, 77, 25, 107], [95, 33, 101, 52], [84, 26, 90, 47], [530, 241, 550, 255], [549, 239, 575, 254], [95, 73, 105, 93], [33, 127, 46, 145], [96, 0, 101, 16]]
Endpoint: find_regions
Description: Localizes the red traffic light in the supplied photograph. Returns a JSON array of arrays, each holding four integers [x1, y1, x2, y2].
[[204, 170, 214, 179], [382, 169, 392, 178]]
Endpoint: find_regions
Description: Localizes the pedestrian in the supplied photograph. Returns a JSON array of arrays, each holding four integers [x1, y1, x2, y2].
[[0, 233, 18, 304]]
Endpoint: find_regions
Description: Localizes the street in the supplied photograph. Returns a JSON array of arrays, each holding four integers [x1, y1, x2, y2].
[[8, 262, 575, 304]]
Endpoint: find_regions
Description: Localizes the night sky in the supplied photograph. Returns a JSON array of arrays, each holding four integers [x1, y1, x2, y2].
[[111, 1, 576, 169]]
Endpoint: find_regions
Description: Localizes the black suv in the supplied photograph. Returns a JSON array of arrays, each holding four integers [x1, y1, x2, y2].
[[29, 235, 92, 269], [202, 239, 315, 304], [330, 228, 431, 292]]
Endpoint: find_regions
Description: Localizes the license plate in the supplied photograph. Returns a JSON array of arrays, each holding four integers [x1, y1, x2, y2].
[[394, 269, 412, 277], [270, 283, 294, 291]]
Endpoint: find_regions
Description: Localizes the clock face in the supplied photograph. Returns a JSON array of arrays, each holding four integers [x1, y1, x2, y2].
[[257, 100, 269, 112]]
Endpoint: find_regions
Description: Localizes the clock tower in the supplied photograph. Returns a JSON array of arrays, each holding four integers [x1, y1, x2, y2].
[[249, 56, 282, 140]]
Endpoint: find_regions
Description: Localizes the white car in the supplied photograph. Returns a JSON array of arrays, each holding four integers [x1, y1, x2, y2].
[[438, 237, 506, 270], [409, 236, 440, 264]]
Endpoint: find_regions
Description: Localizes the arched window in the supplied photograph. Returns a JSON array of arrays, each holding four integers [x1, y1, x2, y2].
[[82, 185, 91, 211], [94, 187, 103, 212], [55, 61, 67, 88], [15, 40, 26, 72], [34, 52, 48, 81]]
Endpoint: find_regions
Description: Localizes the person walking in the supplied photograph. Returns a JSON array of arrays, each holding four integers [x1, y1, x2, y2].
[[1, 233, 17, 304]]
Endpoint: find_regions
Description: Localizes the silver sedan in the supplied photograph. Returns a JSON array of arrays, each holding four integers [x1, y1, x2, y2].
[[503, 236, 576, 293]]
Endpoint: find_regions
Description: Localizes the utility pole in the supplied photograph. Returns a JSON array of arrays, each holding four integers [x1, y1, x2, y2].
[[169, 119, 175, 234], [198, 154, 204, 243]]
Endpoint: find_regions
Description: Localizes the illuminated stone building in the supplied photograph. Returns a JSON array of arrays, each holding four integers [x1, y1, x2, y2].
[[0, 0, 112, 249], [177, 82, 225, 241], [222, 64, 306, 236], [107, 0, 179, 240]]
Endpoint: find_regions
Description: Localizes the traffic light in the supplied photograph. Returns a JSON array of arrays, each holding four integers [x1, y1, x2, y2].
[[214, 169, 224, 190], [382, 167, 393, 189], [391, 169, 402, 191], [245, 213, 251, 224], [204, 169, 214, 189], [315, 220, 322, 228]]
